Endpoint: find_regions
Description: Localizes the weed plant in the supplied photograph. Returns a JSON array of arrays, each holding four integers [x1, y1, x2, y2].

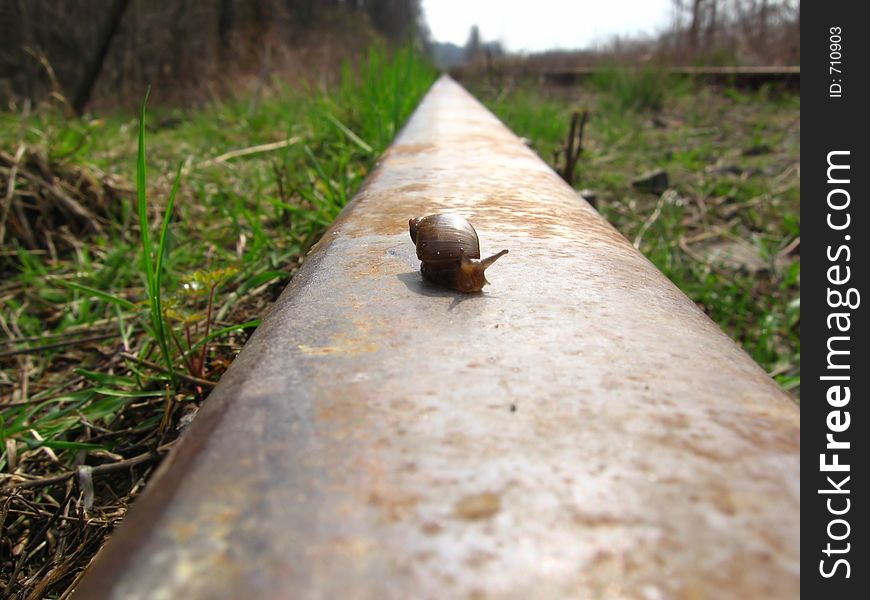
[[590, 66, 669, 112]]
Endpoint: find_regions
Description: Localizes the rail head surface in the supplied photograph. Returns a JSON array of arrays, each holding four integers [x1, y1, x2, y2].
[[74, 75, 799, 599]]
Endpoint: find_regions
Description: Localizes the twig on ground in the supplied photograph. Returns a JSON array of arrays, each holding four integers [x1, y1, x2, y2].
[[1, 447, 169, 493], [1, 486, 75, 600], [119, 352, 216, 389], [778, 236, 800, 258], [558, 110, 589, 186], [0, 333, 118, 360], [633, 191, 668, 249], [0, 145, 26, 246], [677, 235, 740, 281], [197, 137, 300, 168], [0, 152, 103, 234], [1, 325, 116, 347]]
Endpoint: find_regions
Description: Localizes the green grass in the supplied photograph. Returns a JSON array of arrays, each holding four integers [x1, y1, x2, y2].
[[476, 75, 800, 397], [1, 45, 435, 465], [590, 66, 671, 112], [137, 87, 181, 388], [1, 46, 435, 595]]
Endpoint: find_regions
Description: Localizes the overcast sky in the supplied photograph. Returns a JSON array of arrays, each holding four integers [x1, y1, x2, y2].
[[421, 0, 674, 53]]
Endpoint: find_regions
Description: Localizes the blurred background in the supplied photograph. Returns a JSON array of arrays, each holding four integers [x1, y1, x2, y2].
[[1, 2, 799, 596], [0, 0, 799, 111]]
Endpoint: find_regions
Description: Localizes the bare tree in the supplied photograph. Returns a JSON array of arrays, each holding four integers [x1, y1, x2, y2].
[[219, 0, 237, 63], [1, 0, 428, 110], [70, 0, 132, 114], [704, 0, 718, 53], [465, 25, 482, 61], [758, 0, 769, 53], [688, 0, 703, 57]]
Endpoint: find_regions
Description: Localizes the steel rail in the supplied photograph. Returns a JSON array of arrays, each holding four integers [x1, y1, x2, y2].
[[540, 66, 801, 88], [74, 75, 799, 599], [453, 65, 801, 89]]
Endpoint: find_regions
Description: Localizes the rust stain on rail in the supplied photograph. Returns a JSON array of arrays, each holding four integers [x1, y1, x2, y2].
[[73, 75, 799, 600]]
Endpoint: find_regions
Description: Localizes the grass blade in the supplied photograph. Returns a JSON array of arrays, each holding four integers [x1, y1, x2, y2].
[[325, 113, 373, 154], [303, 145, 343, 205], [137, 86, 153, 292], [137, 87, 178, 388], [185, 320, 261, 354], [151, 162, 183, 384], [55, 279, 137, 310]]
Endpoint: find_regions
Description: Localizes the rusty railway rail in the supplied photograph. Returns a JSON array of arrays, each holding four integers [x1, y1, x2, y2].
[[454, 65, 800, 89], [74, 75, 799, 599]]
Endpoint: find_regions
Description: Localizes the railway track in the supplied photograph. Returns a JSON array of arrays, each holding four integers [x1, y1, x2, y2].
[[455, 65, 800, 89], [73, 75, 799, 599]]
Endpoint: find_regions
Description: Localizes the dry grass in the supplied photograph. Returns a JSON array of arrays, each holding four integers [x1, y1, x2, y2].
[[1, 45, 436, 597]]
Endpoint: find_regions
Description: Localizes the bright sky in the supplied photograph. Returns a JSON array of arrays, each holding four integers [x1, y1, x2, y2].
[[421, 0, 674, 53]]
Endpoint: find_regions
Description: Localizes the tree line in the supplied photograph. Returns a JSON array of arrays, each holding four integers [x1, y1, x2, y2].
[[0, 0, 424, 112]]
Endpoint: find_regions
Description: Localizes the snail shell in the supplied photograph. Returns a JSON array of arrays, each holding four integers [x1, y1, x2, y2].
[[409, 214, 508, 293]]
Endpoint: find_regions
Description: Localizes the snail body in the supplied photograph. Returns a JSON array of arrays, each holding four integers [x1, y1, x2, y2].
[[409, 214, 508, 293]]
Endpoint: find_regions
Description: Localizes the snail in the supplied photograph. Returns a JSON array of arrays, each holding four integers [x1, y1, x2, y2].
[[409, 214, 508, 293]]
